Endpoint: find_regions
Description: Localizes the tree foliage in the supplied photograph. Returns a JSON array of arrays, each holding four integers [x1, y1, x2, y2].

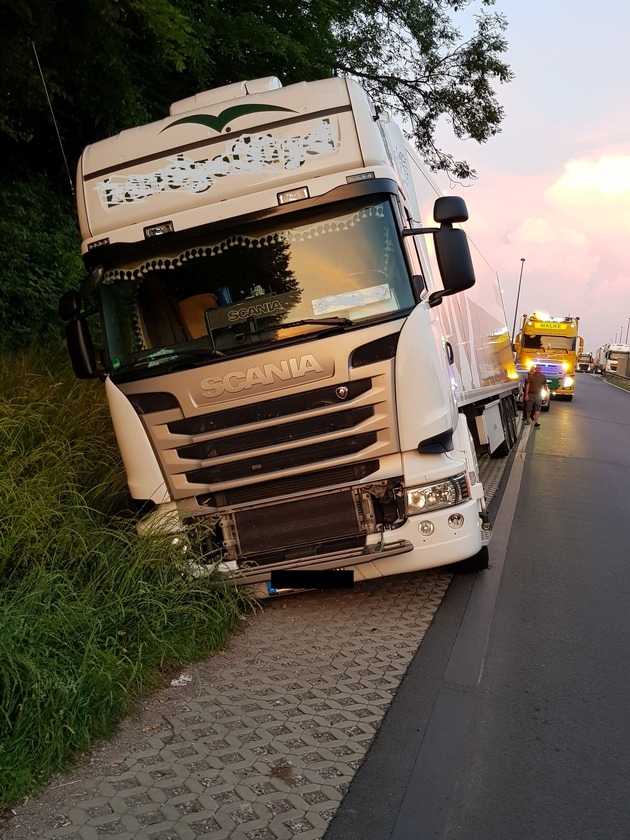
[[2, 0, 510, 179], [0, 0, 511, 345], [0, 180, 83, 350]]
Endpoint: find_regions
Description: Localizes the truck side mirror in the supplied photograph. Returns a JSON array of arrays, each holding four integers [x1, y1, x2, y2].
[[433, 196, 468, 224], [58, 290, 82, 321], [59, 291, 98, 379], [430, 227, 476, 306], [403, 196, 476, 308]]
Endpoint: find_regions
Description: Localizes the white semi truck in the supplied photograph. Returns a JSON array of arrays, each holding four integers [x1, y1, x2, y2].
[[594, 344, 630, 376], [60, 75, 518, 593]]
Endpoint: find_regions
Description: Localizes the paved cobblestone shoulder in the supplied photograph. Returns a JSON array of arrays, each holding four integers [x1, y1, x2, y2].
[[4, 455, 506, 840], [5, 572, 450, 840]]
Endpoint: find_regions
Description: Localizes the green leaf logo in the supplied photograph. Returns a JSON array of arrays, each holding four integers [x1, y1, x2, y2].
[[161, 103, 296, 135]]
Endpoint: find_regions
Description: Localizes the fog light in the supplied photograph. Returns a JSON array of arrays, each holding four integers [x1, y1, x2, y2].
[[418, 520, 435, 537], [448, 513, 465, 530]]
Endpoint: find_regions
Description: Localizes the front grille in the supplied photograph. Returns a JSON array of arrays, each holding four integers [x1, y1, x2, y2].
[[168, 378, 372, 436], [177, 405, 373, 460], [186, 432, 377, 485], [198, 460, 380, 507], [238, 535, 366, 568], [235, 490, 363, 557]]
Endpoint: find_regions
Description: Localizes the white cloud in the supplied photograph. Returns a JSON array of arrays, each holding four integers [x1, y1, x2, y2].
[[548, 154, 630, 204], [509, 216, 587, 247]]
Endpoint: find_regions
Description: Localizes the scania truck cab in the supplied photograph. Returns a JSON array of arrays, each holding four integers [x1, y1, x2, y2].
[[577, 353, 593, 372], [515, 313, 579, 400], [60, 76, 518, 593]]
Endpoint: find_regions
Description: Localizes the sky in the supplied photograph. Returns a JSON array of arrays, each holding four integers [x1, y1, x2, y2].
[[431, 0, 630, 352]]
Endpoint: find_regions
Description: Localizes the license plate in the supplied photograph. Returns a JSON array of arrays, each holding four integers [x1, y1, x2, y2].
[[268, 569, 354, 593]]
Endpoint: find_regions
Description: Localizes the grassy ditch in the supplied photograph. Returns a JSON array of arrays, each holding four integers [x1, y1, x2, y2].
[[0, 352, 246, 807], [604, 373, 630, 392]]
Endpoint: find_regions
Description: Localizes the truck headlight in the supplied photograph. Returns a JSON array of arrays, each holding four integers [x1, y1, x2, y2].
[[541, 386, 549, 399], [563, 375, 574, 387], [406, 473, 469, 515], [562, 361, 570, 372]]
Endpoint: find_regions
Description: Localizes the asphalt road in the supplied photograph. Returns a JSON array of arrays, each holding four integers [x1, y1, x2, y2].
[[328, 374, 630, 840]]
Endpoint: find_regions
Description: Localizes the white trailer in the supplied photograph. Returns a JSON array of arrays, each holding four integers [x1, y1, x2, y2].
[[60, 75, 519, 592], [596, 344, 630, 376]]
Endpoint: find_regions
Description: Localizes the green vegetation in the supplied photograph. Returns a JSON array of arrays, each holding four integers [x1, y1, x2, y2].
[[0, 181, 83, 351], [0, 353, 247, 807]]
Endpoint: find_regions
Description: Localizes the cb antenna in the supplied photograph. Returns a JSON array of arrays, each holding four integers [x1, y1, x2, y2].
[[31, 40, 74, 196]]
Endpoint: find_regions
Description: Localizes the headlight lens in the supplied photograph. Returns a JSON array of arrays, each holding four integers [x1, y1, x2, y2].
[[406, 473, 469, 515], [562, 361, 570, 371], [541, 386, 549, 399], [563, 375, 574, 387]]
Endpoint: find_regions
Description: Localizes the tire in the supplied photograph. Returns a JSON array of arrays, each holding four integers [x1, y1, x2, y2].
[[565, 395, 573, 402], [491, 397, 516, 458], [541, 403, 550, 412], [454, 545, 490, 573]]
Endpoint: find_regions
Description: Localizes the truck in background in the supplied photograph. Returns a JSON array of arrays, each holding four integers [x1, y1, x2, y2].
[[577, 352, 593, 372], [594, 344, 630, 376], [59, 75, 519, 594], [514, 313, 579, 401]]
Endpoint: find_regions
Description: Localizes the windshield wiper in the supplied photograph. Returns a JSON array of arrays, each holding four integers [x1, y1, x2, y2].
[[275, 316, 353, 331], [123, 345, 224, 372]]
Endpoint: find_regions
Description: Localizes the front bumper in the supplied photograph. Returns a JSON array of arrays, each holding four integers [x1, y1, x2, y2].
[[233, 497, 484, 596]]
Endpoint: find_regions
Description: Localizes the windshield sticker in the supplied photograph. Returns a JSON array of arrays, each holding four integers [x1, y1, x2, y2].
[[95, 119, 337, 209], [312, 284, 392, 317]]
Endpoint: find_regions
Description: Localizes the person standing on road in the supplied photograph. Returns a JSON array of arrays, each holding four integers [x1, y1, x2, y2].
[[524, 364, 546, 427]]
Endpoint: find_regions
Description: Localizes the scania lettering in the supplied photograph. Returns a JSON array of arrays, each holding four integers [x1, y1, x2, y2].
[[200, 355, 325, 397], [60, 75, 519, 594]]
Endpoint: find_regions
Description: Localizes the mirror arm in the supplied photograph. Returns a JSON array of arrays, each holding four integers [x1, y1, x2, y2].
[[428, 290, 445, 308], [402, 226, 439, 237]]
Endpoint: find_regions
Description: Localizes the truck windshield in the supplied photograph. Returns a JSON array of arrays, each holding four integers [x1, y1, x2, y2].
[[522, 334, 576, 351], [98, 196, 414, 375]]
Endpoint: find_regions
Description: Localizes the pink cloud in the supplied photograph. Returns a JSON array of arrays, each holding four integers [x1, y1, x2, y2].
[[436, 155, 630, 350]]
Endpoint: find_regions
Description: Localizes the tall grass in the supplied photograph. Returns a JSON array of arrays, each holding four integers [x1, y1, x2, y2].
[[0, 352, 246, 807]]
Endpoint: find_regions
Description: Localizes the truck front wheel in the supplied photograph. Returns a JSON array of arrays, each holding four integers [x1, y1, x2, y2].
[[453, 545, 489, 573]]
